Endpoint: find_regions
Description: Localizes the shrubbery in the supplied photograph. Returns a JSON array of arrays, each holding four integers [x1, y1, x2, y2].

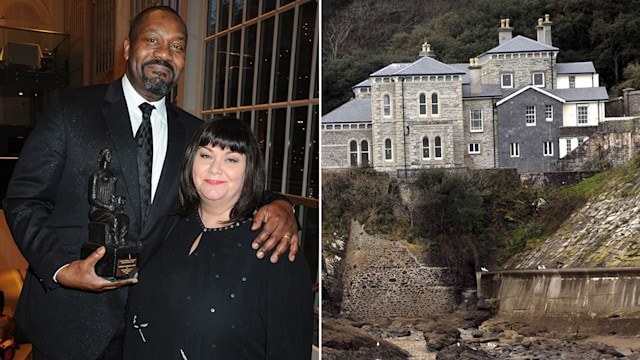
[[322, 166, 594, 271]]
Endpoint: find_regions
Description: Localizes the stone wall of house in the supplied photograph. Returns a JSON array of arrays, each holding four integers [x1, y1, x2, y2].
[[321, 126, 373, 169], [370, 77, 466, 173], [481, 55, 556, 89], [339, 221, 460, 321], [463, 98, 497, 169]]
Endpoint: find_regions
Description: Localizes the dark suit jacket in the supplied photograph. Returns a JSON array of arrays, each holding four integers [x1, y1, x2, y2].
[[2, 80, 202, 359]]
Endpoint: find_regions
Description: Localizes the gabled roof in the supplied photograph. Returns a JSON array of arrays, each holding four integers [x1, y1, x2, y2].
[[496, 85, 565, 106], [496, 85, 609, 106], [556, 62, 596, 74], [322, 98, 371, 124], [482, 35, 558, 55], [371, 56, 464, 77]]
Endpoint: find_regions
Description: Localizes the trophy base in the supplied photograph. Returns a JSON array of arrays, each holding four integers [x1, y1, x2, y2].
[[81, 242, 139, 281]]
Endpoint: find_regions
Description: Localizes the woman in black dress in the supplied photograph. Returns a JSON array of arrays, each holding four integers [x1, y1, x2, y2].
[[123, 118, 313, 359]]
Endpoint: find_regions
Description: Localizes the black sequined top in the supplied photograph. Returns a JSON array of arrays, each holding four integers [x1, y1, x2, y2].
[[123, 211, 313, 359]]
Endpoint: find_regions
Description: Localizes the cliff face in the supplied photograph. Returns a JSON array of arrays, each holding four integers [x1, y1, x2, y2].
[[505, 177, 640, 269]]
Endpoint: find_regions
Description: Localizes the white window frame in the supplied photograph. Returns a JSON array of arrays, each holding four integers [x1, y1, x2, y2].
[[349, 140, 358, 166], [543, 141, 554, 156], [468, 143, 480, 154], [384, 138, 393, 161], [470, 109, 483, 132], [422, 137, 430, 159], [383, 94, 391, 117], [418, 93, 427, 116], [510, 143, 520, 158], [434, 136, 442, 159], [431, 93, 439, 116], [525, 105, 536, 126], [545, 104, 553, 121], [565, 139, 572, 155], [501, 73, 513, 88], [577, 104, 588, 125], [532, 72, 545, 87], [360, 140, 370, 165], [569, 75, 576, 88]]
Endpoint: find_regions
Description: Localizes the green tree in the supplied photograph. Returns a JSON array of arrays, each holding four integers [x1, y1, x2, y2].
[[613, 62, 640, 95], [416, 169, 485, 236]]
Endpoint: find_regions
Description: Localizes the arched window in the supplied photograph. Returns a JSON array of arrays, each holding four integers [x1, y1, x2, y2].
[[434, 136, 442, 159], [422, 137, 430, 159], [431, 93, 439, 116], [361, 140, 370, 165], [418, 93, 427, 116], [384, 138, 393, 160], [349, 140, 358, 166], [383, 95, 391, 117]]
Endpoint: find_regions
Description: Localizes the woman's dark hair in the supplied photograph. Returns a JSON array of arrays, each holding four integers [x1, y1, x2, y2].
[[179, 117, 265, 223]]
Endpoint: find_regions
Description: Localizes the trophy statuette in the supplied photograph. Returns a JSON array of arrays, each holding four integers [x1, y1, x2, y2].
[[80, 148, 139, 281]]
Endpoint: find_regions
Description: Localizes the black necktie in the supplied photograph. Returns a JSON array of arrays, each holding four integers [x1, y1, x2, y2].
[[137, 102, 155, 224]]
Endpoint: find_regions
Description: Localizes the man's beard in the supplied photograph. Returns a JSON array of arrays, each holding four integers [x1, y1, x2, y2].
[[141, 60, 176, 97]]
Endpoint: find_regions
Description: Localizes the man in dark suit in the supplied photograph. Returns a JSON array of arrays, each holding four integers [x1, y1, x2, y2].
[[2, 6, 299, 360]]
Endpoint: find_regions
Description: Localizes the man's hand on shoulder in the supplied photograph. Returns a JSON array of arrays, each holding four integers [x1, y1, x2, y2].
[[251, 199, 299, 263]]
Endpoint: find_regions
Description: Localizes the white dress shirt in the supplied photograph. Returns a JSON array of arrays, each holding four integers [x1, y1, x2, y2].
[[121, 75, 168, 202]]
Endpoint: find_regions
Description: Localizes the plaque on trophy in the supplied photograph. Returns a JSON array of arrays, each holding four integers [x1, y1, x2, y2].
[[80, 149, 139, 281]]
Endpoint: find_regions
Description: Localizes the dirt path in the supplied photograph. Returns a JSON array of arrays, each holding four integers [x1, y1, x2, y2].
[[385, 331, 436, 360]]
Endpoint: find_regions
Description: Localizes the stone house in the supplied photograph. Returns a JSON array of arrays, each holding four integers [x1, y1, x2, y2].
[[321, 15, 609, 174]]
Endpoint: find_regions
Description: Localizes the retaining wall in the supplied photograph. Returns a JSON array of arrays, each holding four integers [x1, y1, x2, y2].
[[478, 268, 640, 334]]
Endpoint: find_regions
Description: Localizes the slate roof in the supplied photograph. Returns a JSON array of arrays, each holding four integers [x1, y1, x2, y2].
[[462, 84, 503, 98], [354, 79, 371, 88], [322, 98, 371, 124], [548, 87, 609, 102], [370, 63, 411, 76], [449, 63, 470, 83], [395, 56, 465, 76], [482, 35, 558, 55], [556, 62, 596, 74], [371, 56, 464, 77]]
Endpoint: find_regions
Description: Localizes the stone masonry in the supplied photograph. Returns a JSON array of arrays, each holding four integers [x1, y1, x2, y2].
[[339, 221, 459, 321]]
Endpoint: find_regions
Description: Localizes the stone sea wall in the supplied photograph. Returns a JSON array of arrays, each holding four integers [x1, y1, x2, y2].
[[339, 221, 459, 321], [478, 268, 640, 334]]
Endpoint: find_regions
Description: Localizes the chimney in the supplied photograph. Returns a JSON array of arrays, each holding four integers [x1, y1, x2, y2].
[[498, 18, 513, 45], [419, 41, 436, 58], [536, 14, 553, 46], [469, 58, 482, 95]]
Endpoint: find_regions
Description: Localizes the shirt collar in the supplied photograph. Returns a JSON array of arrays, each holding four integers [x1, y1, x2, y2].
[[121, 74, 166, 113]]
